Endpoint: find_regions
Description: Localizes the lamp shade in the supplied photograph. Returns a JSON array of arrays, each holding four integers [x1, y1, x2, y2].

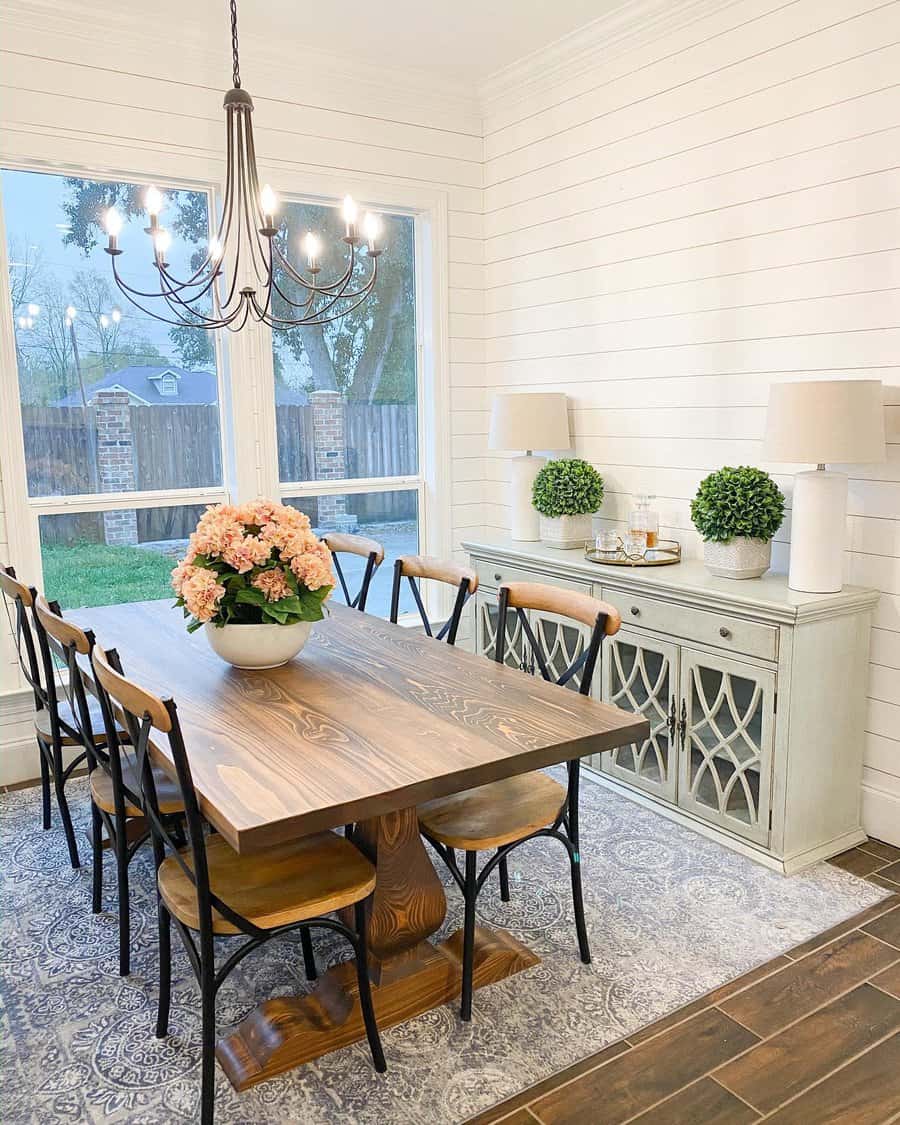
[[762, 379, 885, 464], [488, 392, 570, 452]]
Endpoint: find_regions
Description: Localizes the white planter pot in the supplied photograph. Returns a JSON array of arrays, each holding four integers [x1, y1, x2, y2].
[[539, 513, 593, 550], [704, 537, 772, 580], [204, 620, 313, 669]]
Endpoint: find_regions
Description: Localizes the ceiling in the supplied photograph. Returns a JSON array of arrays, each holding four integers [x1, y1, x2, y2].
[[191, 0, 625, 88]]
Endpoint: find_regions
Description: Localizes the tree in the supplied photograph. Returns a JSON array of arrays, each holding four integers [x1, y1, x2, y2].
[[59, 179, 417, 401], [68, 270, 126, 372]]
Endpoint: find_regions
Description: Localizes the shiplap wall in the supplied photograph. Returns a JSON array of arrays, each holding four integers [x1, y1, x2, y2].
[[0, 0, 487, 773], [479, 0, 900, 843]]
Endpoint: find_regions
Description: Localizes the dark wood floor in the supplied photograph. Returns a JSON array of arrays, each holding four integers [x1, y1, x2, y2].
[[468, 840, 900, 1125]]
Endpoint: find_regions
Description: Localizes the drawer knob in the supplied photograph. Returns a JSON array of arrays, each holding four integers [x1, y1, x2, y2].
[[630, 606, 641, 617], [494, 572, 502, 582], [719, 626, 731, 639]]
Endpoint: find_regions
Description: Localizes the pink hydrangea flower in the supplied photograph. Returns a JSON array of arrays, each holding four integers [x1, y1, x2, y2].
[[221, 534, 271, 574], [181, 567, 226, 623], [252, 569, 292, 602], [290, 552, 334, 593]]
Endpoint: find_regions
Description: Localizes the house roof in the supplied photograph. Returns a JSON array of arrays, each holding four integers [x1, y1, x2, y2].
[[54, 365, 308, 406]]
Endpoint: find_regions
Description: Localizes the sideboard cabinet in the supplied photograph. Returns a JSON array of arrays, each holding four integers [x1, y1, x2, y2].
[[464, 536, 879, 874]]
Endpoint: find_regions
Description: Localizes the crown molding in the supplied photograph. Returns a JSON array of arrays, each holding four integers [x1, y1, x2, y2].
[[0, 0, 483, 136], [478, 0, 741, 120]]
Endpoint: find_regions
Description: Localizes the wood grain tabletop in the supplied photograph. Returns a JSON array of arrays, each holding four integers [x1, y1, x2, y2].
[[72, 600, 648, 853]]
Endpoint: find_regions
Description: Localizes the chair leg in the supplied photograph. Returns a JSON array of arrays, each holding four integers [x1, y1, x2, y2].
[[52, 748, 80, 869], [155, 903, 171, 1039], [461, 851, 477, 1022], [498, 853, 511, 902], [353, 901, 386, 1073], [569, 848, 591, 965], [199, 953, 216, 1125], [300, 927, 317, 982], [115, 816, 131, 976], [39, 744, 51, 830], [91, 803, 103, 914]]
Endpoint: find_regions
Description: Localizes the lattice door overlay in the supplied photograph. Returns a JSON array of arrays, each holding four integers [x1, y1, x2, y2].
[[601, 632, 677, 801], [678, 651, 775, 845], [477, 595, 527, 671], [530, 613, 588, 692]]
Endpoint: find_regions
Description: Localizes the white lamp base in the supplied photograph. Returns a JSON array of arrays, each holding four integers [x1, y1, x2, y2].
[[788, 469, 847, 593], [510, 454, 546, 541]]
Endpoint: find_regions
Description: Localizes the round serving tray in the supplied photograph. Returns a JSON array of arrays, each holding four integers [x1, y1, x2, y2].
[[584, 539, 681, 567]]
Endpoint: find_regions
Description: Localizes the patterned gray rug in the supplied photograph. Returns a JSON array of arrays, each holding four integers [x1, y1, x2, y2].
[[0, 771, 887, 1124]]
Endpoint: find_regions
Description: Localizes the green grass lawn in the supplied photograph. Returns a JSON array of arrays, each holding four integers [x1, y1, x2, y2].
[[42, 542, 177, 609]]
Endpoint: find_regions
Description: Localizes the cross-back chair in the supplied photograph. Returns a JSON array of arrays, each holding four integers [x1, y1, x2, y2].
[[389, 554, 478, 645], [1, 566, 96, 867], [90, 643, 386, 1125], [321, 532, 385, 612], [34, 595, 185, 976], [418, 580, 621, 1021]]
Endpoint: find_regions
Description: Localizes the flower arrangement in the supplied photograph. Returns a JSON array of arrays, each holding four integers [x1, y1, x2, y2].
[[690, 466, 785, 543], [532, 458, 605, 518], [171, 500, 334, 632]]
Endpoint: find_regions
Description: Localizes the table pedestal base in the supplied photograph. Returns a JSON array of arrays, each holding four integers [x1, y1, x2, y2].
[[216, 926, 539, 1090]]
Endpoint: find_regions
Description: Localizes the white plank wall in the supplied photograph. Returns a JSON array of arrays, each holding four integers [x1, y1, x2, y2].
[[479, 0, 900, 844]]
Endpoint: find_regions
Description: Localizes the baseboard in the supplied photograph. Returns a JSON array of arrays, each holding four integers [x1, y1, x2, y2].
[[861, 782, 900, 848]]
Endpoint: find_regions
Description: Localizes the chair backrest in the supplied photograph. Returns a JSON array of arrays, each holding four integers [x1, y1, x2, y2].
[[1, 565, 46, 711], [390, 555, 478, 646], [321, 532, 385, 612], [32, 594, 102, 754], [91, 643, 263, 941], [495, 581, 621, 696]]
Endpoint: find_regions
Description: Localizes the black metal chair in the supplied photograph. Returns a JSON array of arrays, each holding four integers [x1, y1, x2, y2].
[[389, 554, 478, 645], [417, 580, 621, 1021], [1, 566, 98, 867], [90, 642, 386, 1125], [321, 532, 384, 612], [33, 595, 184, 976]]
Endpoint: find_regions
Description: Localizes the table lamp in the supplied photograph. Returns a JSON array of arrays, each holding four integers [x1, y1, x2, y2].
[[762, 379, 885, 593], [489, 392, 571, 541]]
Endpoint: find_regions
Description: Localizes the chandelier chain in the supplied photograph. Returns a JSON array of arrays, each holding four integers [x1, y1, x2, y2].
[[230, 0, 241, 89]]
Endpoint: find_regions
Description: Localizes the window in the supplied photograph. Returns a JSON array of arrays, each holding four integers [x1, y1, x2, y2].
[[272, 200, 421, 618], [2, 167, 226, 606]]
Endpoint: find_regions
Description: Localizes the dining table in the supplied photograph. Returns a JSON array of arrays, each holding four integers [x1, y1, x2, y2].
[[72, 598, 649, 1091]]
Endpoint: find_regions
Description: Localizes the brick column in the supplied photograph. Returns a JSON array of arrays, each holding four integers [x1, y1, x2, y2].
[[94, 389, 138, 546], [309, 389, 357, 531]]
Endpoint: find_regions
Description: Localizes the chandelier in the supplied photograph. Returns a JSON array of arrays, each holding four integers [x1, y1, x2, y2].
[[102, 0, 382, 332]]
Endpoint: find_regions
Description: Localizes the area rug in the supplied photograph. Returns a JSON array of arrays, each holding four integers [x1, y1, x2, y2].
[[0, 771, 888, 1124]]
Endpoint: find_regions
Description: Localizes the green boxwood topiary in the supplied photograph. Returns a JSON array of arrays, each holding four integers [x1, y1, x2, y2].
[[690, 465, 785, 543], [532, 458, 604, 518]]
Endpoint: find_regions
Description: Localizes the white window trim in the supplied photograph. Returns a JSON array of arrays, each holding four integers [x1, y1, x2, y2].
[[0, 152, 452, 622]]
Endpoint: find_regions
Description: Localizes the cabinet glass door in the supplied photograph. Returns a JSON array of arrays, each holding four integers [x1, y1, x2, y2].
[[599, 629, 678, 800], [678, 648, 775, 845], [527, 609, 591, 693], [474, 590, 527, 669]]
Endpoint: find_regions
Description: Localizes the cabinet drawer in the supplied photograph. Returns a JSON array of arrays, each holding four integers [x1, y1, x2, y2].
[[599, 587, 778, 662], [474, 559, 591, 594]]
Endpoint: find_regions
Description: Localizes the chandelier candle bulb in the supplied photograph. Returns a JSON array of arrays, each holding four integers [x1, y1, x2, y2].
[[342, 194, 358, 239], [104, 207, 122, 253], [364, 212, 381, 253], [304, 231, 321, 271], [153, 228, 171, 265], [145, 184, 163, 231]]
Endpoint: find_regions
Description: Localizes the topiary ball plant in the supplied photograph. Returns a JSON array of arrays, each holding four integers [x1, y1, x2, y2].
[[690, 465, 785, 543], [532, 458, 604, 518]]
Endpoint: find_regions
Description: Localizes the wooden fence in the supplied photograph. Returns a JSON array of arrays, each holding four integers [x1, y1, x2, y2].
[[23, 401, 417, 544]]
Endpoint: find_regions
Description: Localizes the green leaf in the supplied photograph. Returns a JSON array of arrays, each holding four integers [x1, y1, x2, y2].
[[532, 458, 604, 518], [235, 587, 268, 607], [690, 465, 785, 543]]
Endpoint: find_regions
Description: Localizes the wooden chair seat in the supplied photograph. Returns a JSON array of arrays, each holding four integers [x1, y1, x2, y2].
[[418, 772, 567, 851], [90, 763, 184, 817], [34, 698, 124, 747], [158, 831, 376, 935]]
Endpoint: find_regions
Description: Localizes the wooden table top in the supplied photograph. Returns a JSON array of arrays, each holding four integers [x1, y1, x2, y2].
[[72, 600, 648, 853]]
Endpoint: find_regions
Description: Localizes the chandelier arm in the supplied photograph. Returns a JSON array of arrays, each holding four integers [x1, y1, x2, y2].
[[263, 262, 378, 328], [156, 264, 227, 327], [237, 113, 272, 287], [268, 269, 319, 314], [110, 258, 236, 329], [272, 240, 354, 296], [275, 249, 377, 319]]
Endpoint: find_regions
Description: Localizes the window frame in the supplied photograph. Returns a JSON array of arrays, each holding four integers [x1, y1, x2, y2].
[[0, 154, 452, 622]]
